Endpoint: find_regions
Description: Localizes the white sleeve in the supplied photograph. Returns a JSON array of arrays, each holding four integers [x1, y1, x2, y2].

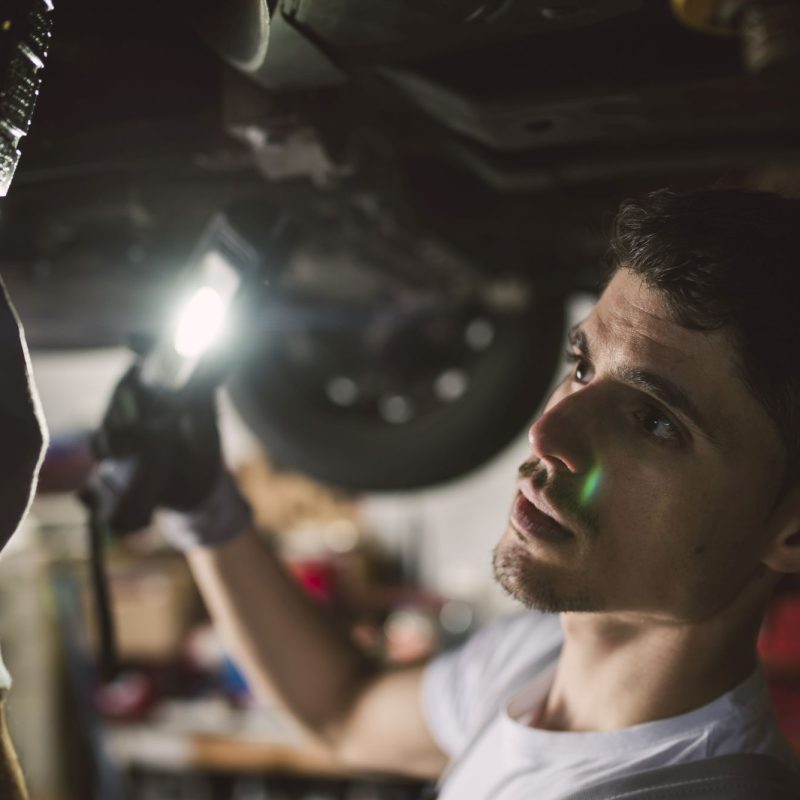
[[420, 611, 563, 757]]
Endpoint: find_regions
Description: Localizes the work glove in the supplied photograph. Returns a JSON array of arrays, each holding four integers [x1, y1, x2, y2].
[[89, 362, 252, 551]]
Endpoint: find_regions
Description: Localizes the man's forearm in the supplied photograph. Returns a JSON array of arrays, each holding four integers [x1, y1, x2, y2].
[[187, 528, 380, 744]]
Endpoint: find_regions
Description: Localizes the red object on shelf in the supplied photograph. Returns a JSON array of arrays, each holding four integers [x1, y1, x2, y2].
[[94, 671, 156, 720], [759, 592, 800, 673], [759, 590, 800, 751], [768, 682, 800, 752], [288, 560, 335, 602]]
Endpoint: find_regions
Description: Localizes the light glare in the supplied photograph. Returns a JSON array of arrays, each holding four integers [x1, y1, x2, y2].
[[173, 286, 227, 358], [580, 464, 602, 506]]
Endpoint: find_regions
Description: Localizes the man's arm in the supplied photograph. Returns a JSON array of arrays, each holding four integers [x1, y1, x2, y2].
[[187, 526, 449, 779], [93, 368, 446, 777]]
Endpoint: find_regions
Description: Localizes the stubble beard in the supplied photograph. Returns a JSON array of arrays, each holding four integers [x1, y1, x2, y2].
[[492, 536, 598, 613], [492, 456, 601, 613]]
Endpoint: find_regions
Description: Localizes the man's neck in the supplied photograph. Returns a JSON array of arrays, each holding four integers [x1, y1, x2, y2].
[[534, 602, 766, 733]]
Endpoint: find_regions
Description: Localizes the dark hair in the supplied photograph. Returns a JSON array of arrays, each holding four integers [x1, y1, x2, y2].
[[609, 188, 800, 477]]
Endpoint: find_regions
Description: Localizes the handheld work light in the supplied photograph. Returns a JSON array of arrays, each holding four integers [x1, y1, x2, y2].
[[139, 217, 260, 392], [82, 214, 261, 679]]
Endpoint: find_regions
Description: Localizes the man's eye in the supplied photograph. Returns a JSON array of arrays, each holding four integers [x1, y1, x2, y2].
[[565, 351, 593, 384], [636, 406, 680, 442]]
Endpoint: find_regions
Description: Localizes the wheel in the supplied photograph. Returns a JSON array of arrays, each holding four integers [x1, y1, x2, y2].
[[227, 198, 565, 490]]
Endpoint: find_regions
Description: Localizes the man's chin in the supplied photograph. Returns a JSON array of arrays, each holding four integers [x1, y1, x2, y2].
[[492, 534, 598, 614]]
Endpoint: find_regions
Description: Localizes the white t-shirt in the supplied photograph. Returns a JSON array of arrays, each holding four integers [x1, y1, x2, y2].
[[421, 611, 793, 800]]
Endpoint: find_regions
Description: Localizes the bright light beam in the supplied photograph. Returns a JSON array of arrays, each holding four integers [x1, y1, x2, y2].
[[173, 286, 227, 358]]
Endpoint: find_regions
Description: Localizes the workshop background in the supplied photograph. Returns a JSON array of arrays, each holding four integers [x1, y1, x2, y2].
[[0, 343, 532, 799], [2, 0, 800, 797], [2, 301, 799, 800]]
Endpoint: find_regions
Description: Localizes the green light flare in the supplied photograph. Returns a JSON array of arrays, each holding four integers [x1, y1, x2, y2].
[[580, 464, 602, 505]]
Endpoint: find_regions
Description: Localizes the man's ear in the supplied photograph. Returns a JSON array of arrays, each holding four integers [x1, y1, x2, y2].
[[763, 482, 800, 574]]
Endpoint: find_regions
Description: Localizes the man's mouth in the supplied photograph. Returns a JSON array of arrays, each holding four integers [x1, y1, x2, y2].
[[510, 490, 574, 545]]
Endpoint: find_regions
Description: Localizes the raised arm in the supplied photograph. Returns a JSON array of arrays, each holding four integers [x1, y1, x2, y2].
[[186, 522, 448, 778], [93, 370, 447, 779]]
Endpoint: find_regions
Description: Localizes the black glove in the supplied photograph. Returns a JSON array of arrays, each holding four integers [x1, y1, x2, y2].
[[88, 363, 251, 549]]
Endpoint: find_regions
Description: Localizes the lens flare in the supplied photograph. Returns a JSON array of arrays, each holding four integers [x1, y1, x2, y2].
[[580, 464, 602, 506]]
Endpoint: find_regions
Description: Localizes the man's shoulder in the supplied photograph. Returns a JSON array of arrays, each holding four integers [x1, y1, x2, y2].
[[425, 610, 563, 715], [421, 610, 563, 758], [441, 609, 563, 675]]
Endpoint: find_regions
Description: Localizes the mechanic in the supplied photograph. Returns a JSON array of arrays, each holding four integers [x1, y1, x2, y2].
[[106, 187, 800, 797], [0, 281, 47, 799]]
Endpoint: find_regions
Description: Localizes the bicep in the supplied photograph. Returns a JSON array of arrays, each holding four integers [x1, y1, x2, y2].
[[334, 663, 448, 780]]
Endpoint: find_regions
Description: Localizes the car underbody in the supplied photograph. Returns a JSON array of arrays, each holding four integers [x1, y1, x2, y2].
[[2, 0, 799, 488]]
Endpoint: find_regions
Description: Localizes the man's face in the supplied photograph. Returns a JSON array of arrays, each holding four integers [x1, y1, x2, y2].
[[494, 268, 786, 622]]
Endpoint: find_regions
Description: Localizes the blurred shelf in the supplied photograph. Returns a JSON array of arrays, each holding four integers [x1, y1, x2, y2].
[[106, 722, 347, 776]]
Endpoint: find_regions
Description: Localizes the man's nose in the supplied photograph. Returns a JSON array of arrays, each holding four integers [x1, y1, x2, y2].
[[527, 389, 594, 476]]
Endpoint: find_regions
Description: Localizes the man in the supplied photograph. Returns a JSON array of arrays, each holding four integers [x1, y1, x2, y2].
[[107, 187, 800, 797], [0, 281, 48, 799]]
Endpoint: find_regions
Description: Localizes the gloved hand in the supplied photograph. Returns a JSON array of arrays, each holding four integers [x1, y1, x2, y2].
[[89, 362, 252, 550]]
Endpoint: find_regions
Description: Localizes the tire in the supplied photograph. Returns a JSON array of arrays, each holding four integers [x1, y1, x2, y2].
[[228, 294, 564, 491]]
